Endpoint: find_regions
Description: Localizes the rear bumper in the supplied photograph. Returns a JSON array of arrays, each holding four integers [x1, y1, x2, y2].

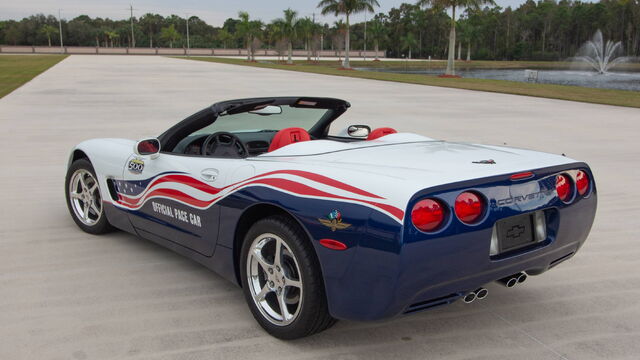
[[321, 164, 597, 321]]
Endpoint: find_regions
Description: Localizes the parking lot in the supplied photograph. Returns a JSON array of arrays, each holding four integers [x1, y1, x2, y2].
[[1, 55, 639, 359]]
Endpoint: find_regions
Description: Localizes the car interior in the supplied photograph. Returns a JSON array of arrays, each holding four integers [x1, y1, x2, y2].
[[159, 97, 397, 159]]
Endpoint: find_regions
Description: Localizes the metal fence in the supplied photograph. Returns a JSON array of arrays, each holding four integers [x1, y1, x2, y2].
[[0, 45, 385, 58]]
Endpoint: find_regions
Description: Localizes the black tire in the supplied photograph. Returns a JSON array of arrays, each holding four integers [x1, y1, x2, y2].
[[65, 158, 114, 235], [240, 215, 336, 339]]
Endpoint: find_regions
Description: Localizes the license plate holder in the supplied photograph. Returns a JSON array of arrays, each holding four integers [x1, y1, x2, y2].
[[496, 213, 535, 253]]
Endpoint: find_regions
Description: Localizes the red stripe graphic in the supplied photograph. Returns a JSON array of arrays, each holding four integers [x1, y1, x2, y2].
[[116, 171, 404, 221], [241, 178, 405, 220], [249, 170, 384, 199], [119, 174, 226, 204]]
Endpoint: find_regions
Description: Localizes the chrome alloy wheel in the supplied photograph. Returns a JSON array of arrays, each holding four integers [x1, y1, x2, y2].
[[68, 169, 102, 226], [246, 233, 303, 326]]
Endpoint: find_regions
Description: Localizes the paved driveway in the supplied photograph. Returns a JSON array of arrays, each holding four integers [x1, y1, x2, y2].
[[1, 55, 639, 360]]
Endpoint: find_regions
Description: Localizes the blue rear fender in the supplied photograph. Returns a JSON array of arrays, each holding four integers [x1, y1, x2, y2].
[[320, 162, 597, 321]]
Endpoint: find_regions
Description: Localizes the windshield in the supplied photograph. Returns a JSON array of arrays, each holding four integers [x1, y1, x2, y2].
[[192, 105, 329, 135]]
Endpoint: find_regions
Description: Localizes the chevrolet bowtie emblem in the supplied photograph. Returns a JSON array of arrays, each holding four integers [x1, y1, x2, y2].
[[506, 224, 526, 239]]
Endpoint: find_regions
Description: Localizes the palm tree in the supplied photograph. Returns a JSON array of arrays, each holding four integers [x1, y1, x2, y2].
[[236, 11, 253, 60], [298, 17, 316, 61], [317, 0, 380, 69], [402, 32, 417, 59], [368, 19, 386, 61], [160, 24, 180, 48], [217, 29, 233, 49], [266, 22, 285, 59], [40, 24, 58, 47], [274, 8, 298, 64], [332, 20, 347, 61], [264, 22, 281, 50], [105, 30, 119, 47], [248, 20, 264, 61], [417, 0, 495, 76], [458, 20, 476, 61], [139, 13, 162, 48]]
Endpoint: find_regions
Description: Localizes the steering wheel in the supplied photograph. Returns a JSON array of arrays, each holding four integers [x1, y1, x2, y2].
[[201, 132, 248, 158]]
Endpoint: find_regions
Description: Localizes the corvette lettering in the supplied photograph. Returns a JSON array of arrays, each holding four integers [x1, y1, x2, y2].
[[151, 201, 201, 227], [495, 189, 554, 207]]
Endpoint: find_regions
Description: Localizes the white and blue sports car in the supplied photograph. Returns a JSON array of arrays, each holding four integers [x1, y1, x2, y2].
[[65, 97, 597, 339]]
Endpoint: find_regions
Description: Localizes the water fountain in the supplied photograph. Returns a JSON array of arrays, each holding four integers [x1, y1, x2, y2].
[[573, 30, 631, 74], [354, 29, 639, 91]]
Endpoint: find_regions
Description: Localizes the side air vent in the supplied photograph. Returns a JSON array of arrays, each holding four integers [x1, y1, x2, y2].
[[106, 178, 119, 201]]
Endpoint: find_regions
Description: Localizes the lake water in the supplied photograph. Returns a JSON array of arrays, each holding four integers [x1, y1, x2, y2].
[[355, 67, 640, 92]]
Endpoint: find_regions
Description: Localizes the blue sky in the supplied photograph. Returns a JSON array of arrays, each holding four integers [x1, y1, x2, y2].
[[6, 0, 556, 25]]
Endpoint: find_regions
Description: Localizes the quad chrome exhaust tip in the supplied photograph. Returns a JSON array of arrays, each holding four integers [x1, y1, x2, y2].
[[517, 272, 528, 284], [463, 292, 476, 303], [497, 272, 527, 288], [463, 287, 489, 303], [475, 287, 489, 300]]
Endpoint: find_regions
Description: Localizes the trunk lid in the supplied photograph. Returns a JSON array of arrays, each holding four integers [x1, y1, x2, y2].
[[258, 134, 574, 189]]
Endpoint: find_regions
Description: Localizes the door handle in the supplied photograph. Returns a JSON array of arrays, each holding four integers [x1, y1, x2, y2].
[[200, 168, 219, 182]]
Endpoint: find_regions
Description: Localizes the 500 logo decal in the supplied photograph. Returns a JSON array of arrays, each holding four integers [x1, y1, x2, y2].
[[128, 159, 144, 174]]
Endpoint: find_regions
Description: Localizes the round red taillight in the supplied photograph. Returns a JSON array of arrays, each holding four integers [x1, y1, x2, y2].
[[556, 174, 572, 202], [411, 199, 445, 232], [455, 192, 484, 224], [576, 171, 589, 196]]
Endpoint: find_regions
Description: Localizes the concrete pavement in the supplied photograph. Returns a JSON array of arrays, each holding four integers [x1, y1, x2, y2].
[[1, 55, 639, 359]]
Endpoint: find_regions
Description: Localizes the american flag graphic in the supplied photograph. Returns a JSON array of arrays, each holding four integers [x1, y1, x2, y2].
[[112, 170, 405, 223]]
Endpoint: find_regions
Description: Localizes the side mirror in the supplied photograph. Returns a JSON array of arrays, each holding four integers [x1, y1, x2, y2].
[[134, 138, 161, 159], [347, 125, 371, 138]]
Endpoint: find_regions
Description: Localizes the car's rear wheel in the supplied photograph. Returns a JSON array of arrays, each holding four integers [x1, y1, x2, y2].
[[240, 215, 336, 339], [65, 159, 113, 234]]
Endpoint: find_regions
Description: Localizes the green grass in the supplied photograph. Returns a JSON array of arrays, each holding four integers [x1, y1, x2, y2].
[[181, 57, 640, 108], [0, 55, 68, 98], [338, 59, 640, 71]]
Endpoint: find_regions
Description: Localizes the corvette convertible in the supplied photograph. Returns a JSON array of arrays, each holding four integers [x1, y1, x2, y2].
[[65, 97, 597, 339]]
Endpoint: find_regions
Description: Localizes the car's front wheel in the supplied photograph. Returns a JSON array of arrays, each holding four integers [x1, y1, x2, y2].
[[240, 215, 336, 339], [65, 158, 113, 234]]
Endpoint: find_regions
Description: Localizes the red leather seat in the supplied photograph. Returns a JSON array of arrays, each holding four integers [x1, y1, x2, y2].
[[268, 127, 311, 152], [368, 127, 397, 140]]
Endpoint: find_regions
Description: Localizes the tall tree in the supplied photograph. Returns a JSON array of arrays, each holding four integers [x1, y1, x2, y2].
[[417, 0, 495, 75], [332, 20, 347, 60], [298, 17, 317, 61], [317, 0, 380, 68], [248, 20, 264, 60], [104, 30, 119, 47], [368, 18, 386, 60], [264, 22, 281, 50], [216, 28, 232, 49], [402, 32, 418, 58], [236, 11, 253, 60], [160, 24, 180, 48], [40, 24, 57, 46], [458, 19, 474, 61], [274, 8, 298, 64], [139, 13, 162, 48]]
